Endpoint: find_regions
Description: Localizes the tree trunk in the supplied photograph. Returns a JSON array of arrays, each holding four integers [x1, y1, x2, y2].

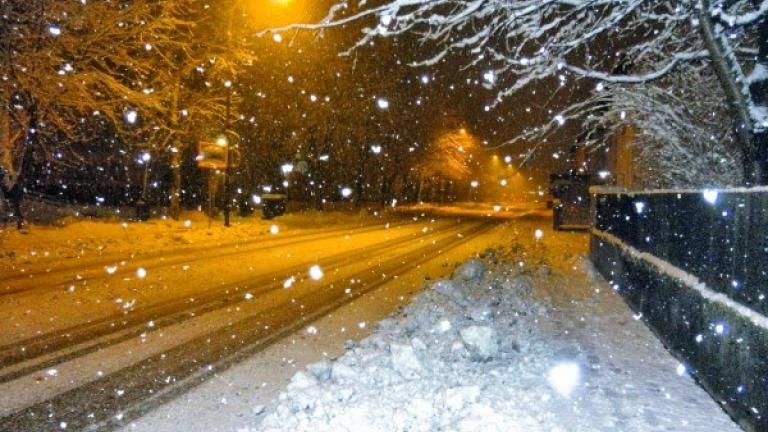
[[169, 148, 182, 220], [417, 178, 424, 203], [168, 75, 183, 220], [697, 0, 759, 183]]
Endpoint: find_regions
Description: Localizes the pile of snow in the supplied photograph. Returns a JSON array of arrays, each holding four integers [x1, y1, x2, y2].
[[258, 257, 552, 432]]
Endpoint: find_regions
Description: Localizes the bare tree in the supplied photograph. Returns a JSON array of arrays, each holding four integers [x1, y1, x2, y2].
[[141, 0, 258, 219], [0, 0, 191, 224], [575, 64, 742, 187], [413, 128, 478, 202]]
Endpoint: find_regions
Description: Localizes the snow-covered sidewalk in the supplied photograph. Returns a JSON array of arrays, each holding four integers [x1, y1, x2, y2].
[[255, 249, 739, 431]]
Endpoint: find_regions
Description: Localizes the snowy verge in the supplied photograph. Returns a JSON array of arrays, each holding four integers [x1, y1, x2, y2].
[[256, 255, 552, 432]]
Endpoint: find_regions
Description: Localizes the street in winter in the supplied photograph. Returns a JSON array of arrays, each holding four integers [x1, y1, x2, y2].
[[1, 1, 767, 431]]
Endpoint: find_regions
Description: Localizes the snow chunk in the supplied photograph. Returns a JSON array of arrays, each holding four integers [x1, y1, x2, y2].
[[330, 361, 358, 383], [453, 259, 485, 281], [460, 325, 499, 361], [389, 343, 423, 379], [286, 371, 317, 392], [306, 360, 332, 383], [444, 385, 481, 410]]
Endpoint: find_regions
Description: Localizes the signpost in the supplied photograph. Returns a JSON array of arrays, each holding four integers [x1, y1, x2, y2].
[[197, 137, 229, 170], [197, 133, 239, 227]]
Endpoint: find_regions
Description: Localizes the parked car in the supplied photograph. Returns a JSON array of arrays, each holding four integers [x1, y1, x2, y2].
[[261, 193, 287, 219]]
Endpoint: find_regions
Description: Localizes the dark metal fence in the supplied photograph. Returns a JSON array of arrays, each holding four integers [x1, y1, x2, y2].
[[591, 188, 768, 432], [594, 189, 768, 315]]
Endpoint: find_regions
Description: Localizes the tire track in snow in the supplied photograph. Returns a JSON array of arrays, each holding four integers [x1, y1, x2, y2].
[[0, 221, 495, 432], [0, 219, 467, 379]]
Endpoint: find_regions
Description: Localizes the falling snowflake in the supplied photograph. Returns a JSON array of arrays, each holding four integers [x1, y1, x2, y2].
[[124, 110, 138, 124], [105, 266, 118, 275], [547, 362, 580, 397], [308, 265, 324, 281]]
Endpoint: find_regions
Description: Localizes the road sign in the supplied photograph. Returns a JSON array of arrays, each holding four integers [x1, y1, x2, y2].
[[197, 137, 228, 169]]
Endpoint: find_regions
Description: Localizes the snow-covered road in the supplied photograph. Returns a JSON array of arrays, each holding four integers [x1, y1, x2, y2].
[[0, 213, 507, 431], [120, 221, 740, 432]]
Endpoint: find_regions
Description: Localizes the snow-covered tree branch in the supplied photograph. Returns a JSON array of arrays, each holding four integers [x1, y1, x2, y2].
[[275, 0, 768, 185]]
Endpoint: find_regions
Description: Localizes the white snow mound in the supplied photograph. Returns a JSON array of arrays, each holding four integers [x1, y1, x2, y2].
[[258, 257, 548, 432]]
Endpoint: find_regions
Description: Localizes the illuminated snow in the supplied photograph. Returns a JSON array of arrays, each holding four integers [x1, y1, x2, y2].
[[309, 265, 324, 281], [124, 110, 138, 124], [715, 323, 725, 335], [676, 363, 687, 376], [547, 362, 580, 397], [703, 189, 719, 205]]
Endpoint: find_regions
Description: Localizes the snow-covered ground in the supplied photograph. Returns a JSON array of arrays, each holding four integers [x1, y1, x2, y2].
[[396, 201, 551, 220], [120, 223, 739, 432], [0, 209, 383, 278]]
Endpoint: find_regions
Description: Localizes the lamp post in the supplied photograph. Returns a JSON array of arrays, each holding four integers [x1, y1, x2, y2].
[[136, 151, 151, 221], [223, 80, 233, 227], [218, 0, 293, 226]]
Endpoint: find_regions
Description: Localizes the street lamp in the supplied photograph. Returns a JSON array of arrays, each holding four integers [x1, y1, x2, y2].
[[140, 152, 152, 198], [219, 0, 294, 227], [135, 151, 152, 221]]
